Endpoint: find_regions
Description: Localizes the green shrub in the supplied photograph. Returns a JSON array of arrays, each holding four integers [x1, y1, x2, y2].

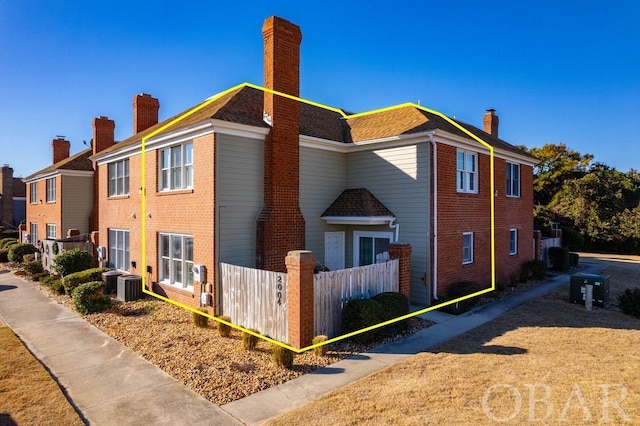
[[40, 274, 61, 286], [8, 243, 37, 263], [561, 226, 584, 251], [62, 267, 109, 295], [52, 248, 94, 276], [0, 248, 8, 263], [0, 237, 18, 249], [528, 260, 548, 280], [51, 279, 65, 295], [23, 253, 36, 263], [438, 281, 483, 315], [32, 271, 50, 282], [548, 247, 570, 271], [23, 259, 44, 275], [342, 298, 386, 344], [242, 329, 259, 350], [217, 315, 232, 337], [569, 252, 580, 268], [312, 335, 329, 357], [372, 292, 409, 335], [618, 288, 640, 318], [72, 281, 111, 314], [272, 345, 294, 369], [192, 308, 209, 327]]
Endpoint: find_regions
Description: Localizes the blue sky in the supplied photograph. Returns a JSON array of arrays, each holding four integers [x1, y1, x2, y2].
[[1, 1, 638, 178]]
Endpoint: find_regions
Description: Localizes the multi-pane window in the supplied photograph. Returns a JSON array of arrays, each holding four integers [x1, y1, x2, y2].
[[46, 224, 56, 239], [30, 183, 38, 204], [506, 162, 520, 197], [354, 231, 393, 266], [457, 150, 478, 193], [30, 222, 38, 245], [509, 229, 518, 255], [159, 142, 193, 191], [159, 233, 194, 289], [108, 229, 130, 271], [463, 232, 474, 264], [46, 177, 56, 202], [108, 159, 130, 196]]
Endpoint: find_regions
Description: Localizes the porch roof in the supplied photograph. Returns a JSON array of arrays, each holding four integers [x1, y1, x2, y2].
[[321, 188, 395, 225]]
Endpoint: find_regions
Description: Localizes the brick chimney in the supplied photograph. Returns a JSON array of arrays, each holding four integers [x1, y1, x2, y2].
[[256, 16, 305, 272], [52, 136, 70, 164], [133, 93, 159, 134], [0, 166, 14, 227], [483, 109, 499, 138], [92, 116, 115, 156]]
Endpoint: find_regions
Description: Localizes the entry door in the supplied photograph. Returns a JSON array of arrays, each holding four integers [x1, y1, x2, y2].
[[324, 232, 345, 271]]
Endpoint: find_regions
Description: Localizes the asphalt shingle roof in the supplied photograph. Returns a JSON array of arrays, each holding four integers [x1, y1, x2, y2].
[[321, 188, 395, 218], [24, 148, 93, 181]]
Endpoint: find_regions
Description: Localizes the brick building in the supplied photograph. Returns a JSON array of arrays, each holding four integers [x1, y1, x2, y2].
[[0, 165, 26, 230]]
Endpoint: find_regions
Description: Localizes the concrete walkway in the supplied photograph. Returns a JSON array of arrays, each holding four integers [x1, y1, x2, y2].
[[0, 262, 604, 425]]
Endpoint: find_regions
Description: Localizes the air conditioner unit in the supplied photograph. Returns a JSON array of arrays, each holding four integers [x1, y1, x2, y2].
[[97, 246, 106, 260], [193, 264, 206, 282], [117, 275, 143, 302]]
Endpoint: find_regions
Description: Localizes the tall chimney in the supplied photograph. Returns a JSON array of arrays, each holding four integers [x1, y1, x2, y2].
[[0, 166, 14, 226], [133, 93, 159, 134], [92, 116, 115, 156], [52, 137, 70, 164], [256, 16, 305, 272], [483, 109, 499, 138]]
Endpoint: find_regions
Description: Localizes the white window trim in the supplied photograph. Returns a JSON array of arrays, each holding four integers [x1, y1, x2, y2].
[[509, 228, 518, 255], [46, 223, 56, 239], [159, 232, 194, 290], [108, 159, 130, 197], [456, 150, 478, 194], [463, 232, 474, 265], [158, 142, 193, 192], [506, 162, 520, 198], [353, 231, 394, 267], [109, 229, 130, 272], [30, 183, 38, 204], [30, 222, 38, 245], [46, 177, 56, 203]]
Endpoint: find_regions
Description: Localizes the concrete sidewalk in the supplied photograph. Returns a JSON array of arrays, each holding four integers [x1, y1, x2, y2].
[[0, 271, 240, 426]]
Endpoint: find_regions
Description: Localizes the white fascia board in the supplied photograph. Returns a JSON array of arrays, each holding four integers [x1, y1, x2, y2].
[[23, 170, 62, 183], [300, 135, 350, 153], [321, 216, 396, 225], [300, 131, 434, 153]]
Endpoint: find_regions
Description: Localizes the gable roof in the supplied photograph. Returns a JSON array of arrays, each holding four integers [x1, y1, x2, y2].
[[23, 148, 93, 181], [321, 188, 395, 218]]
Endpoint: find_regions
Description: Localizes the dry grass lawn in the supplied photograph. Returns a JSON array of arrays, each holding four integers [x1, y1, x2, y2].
[[268, 257, 640, 425], [0, 325, 83, 426]]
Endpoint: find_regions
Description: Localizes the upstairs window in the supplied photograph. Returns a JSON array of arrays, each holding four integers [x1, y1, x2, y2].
[[159, 142, 193, 191], [506, 162, 520, 197], [46, 177, 56, 202], [108, 159, 130, 196], [457, 150, 477, 193], [30, 183, 37, 204]]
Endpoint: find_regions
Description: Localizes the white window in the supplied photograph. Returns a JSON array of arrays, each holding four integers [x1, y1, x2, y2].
[[509, 229, 518, 255], [159, 233, 194, 289], [506, 162, 520, 197], [457, 150, 478, 193], [30, 222, 38, 245], [463, 232, 474, 264], [30, 183, 38, 204], [46, 224, 56, 239], [108, 159, 130, 196], [353, 231, 393, 266], [159, 142, 193, 191], [46, 177, 56, 202], [109, 229, 130, 271]]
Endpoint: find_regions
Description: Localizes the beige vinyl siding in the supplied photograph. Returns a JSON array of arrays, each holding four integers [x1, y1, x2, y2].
[[216, 134, 264, 267], [61, 175, 93, 235], [299, 146, 347, 265], [347, 143, 430, 305]]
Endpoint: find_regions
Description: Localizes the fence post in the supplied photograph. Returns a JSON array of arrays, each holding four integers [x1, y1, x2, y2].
[[388, 243, 411, 300], [285, 250, 316, 349]]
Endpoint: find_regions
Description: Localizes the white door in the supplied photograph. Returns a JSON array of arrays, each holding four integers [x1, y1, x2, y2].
[[324, 232, 345, 271]]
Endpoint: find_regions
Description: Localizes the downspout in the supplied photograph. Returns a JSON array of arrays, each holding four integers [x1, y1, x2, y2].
[[430, 136, 438, 300], [388, 218, 399, 242]]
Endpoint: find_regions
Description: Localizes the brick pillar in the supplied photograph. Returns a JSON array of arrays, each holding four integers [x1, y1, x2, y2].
[[285, 250, 315, 349], [533, 230, 542, 260], [388, 243, 411, 300]]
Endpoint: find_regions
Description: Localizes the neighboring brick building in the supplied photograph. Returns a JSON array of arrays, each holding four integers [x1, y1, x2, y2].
[[28, 16, 536, 312], [0, 165, 26, 230]]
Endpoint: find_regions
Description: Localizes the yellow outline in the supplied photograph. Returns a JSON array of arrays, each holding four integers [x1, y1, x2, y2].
[[138, 82, 496, 353]]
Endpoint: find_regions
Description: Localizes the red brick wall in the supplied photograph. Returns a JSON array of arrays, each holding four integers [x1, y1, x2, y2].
[[25, 177, 63, 242]]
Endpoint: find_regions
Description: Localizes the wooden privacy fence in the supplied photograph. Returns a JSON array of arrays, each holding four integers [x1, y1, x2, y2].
[[313, 259, 399, 338], [220, 262, 288, 343], [540, 237, 561, 266]]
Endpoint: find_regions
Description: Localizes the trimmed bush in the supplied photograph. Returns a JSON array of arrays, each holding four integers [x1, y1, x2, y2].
[[242, 329, 259, 350], [8, 243, 37, 263], [569, 252, 580, 268], [62, 267, 109, 296], [72, 281, 111, 314], [548, 247, 570, 271], [272, 345, 294, 369], [0, 237, 18, 249], [52, 248, 94, 276], [618, 288, 640, 318], [23, 259, 44, 275], [312, 335, 329, 357], [40, 274, 61, 286], [23, 253, 36, 263], [217, 315, 232, 337], [342, 298, 386, 344], [372, 292, 409, 335], [527, 260, 548, 280], [32, 271, 50, 281], [438, 281, 482, 315], [0, 248, 8, 263], [192, 308, 209, 327], [51, 279, 65, 295]]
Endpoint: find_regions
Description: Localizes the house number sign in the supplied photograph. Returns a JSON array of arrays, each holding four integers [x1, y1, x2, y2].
[[276, 276, 283, 305]]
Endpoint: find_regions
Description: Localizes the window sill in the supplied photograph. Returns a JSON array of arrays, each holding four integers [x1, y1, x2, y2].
[[462, 261, 473, 266], [456, 191, 479, 195], [506, 195, 521, 199], [158, 281, 194, 294], [157, 189, 194, 196], [108, 194, 130, 200]]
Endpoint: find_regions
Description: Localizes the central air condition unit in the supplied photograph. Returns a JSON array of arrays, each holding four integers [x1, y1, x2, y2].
[[193, 264, 206, 283], [117, 275, 143, 302]]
